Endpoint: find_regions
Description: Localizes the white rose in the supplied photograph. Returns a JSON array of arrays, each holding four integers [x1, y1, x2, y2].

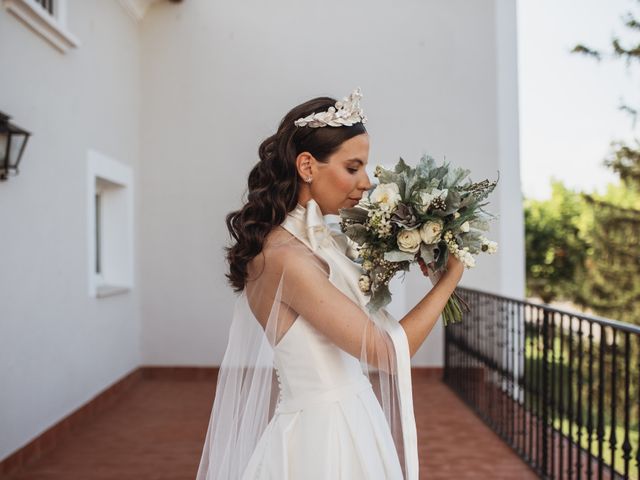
[[460, 221, 470, 232], [396, 228, 422, 253], [419, 220, 443, 244], [370, 183, 401, 210], [453, 211, 461, 219]]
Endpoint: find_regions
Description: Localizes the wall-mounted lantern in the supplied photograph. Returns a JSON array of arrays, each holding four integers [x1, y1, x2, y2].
[[0, 111, 31, 181]]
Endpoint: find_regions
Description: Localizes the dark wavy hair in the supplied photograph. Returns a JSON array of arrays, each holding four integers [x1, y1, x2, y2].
[[225, 95, 368, 292]]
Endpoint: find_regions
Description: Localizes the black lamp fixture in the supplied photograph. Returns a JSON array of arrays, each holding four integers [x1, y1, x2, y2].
[[0, 111, 31, 181]]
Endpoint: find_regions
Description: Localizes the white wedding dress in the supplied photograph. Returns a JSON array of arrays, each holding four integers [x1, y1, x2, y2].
[[196, 199, 419, 480]]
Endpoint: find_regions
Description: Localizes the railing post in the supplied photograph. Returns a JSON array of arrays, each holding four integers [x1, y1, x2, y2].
[[542, 308, 550, 476]]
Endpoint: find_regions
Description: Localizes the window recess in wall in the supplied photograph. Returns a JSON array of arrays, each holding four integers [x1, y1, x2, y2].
[[87, 150, 134, 299], [34, 0, 53, 14], [3, 0, 80, 53]]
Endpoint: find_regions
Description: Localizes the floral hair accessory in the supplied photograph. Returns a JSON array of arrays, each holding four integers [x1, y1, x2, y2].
[[294, 87, 367, 128]]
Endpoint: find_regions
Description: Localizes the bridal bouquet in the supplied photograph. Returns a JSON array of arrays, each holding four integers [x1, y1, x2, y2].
[[338, 154, 499, 325]]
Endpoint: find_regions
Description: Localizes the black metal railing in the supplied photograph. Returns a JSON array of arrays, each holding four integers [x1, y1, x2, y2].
[[444, 286, 640, 480]]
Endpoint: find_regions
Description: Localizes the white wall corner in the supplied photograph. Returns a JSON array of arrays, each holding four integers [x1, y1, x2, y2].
[[117, 0, 162, 22], [3, 0, 80, 53], [495, 0, 525, 299]]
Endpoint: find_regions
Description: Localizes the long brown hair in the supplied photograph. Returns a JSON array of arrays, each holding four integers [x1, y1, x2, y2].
[[225, 95, 367, 292]]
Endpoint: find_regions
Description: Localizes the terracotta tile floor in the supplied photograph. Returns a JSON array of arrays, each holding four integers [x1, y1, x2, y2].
[[6, 372, 539, 480]]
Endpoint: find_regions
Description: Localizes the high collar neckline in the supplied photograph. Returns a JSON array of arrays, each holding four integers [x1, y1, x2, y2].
[[289, 198, 325, 221], [282, 198, 333, 251]]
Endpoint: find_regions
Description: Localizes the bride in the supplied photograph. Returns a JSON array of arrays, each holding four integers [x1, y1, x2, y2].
[[196, 87, 464, 479]]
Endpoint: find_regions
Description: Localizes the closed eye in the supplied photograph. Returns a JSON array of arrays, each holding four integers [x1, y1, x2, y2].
[[347, 168, 358, 174]]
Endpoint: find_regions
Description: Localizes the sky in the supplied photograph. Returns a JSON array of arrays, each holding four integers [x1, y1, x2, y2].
[[517, 0, 639, 200]]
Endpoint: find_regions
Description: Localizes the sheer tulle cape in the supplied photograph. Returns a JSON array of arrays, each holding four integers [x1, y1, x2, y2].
[[196, 203, 418, 479]]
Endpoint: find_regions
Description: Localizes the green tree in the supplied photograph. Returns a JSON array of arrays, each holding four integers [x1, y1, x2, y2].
[[524, 179, 591, 303], [577, 185, 640, 323]]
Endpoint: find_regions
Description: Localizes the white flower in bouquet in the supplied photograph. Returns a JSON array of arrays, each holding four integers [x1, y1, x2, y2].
[[481, 237, 498, 254], [460, 220, 470, 232], [419, 220, 444, 244], [449, 243, 476, 268], [358, 274, 371, 293], [459, 249, 476, 268], [368, 209, 393, 238], [396, 228, 422, 253], [370, 183, 401, 210]]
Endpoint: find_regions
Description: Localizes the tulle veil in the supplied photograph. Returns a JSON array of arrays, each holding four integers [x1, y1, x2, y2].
[[196, 199, 419, 479]]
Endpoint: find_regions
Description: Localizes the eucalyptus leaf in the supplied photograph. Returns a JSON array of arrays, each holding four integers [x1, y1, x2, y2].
[[384, 250, 416, 262], [445, 166, 471, 186], [376, 169, 400, 185], [366, 286, 392, 313], [394, 157, 411, 174], [419, 243, 436, 264], [344, 224, 369, 244], [339, 206, 369, 222]]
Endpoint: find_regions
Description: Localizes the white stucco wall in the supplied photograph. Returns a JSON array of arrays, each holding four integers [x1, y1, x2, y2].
[[0, 0, 142, 461], [138, 0, 524, 367]]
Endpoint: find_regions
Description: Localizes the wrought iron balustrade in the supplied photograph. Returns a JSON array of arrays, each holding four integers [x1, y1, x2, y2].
[[444, 286, 640, 480]]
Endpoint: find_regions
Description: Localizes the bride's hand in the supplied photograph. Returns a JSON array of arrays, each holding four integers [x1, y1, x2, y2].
[[445, 253, 464, 273], [417, 254, 463, 285]]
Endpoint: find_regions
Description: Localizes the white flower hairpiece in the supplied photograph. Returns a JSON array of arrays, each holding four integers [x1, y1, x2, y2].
[[294, 87, 368, 128]]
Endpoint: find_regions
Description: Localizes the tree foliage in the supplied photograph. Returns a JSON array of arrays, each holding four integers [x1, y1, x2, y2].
[[524, 180, 591, 304], [526, 1, 640, 324]]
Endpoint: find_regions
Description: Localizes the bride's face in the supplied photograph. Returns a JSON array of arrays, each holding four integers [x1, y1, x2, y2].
[[299, 133, 373, 215]]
